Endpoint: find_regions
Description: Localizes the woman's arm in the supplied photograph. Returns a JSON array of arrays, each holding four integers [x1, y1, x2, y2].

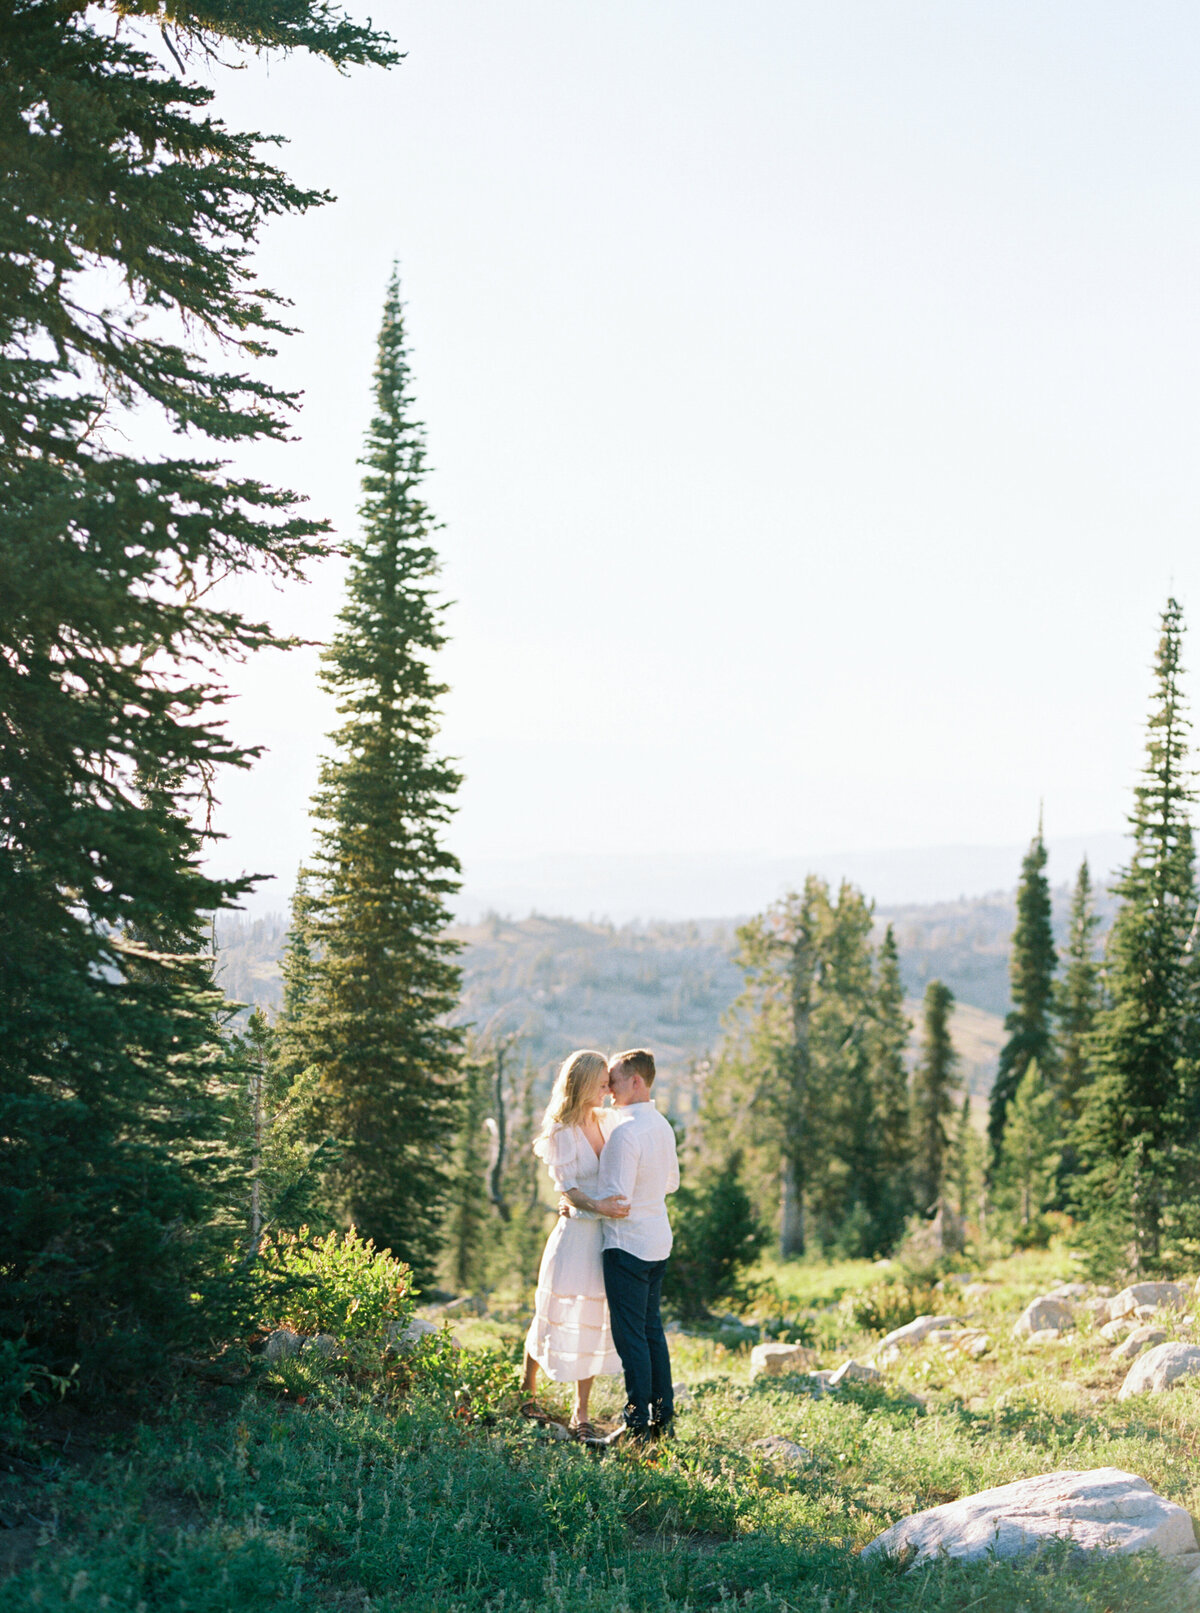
[[561, 1186, 629, 1218]]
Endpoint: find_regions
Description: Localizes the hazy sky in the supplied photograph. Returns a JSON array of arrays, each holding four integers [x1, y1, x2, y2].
[[199, 2, 1200, 915]]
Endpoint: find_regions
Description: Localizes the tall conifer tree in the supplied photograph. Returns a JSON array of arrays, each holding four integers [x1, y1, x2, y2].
[[911, 979, 959, 1214], [988, 819, 1058, 1162], [0, 3, 397, 1374], [1074, 600, 1200, 1274], [299, 273, 462, 1282], [1055, 858, 1103, 1124], [865, 924, 914, 1248]]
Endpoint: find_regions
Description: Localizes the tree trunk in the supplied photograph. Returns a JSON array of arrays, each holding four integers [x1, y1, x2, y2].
[[780, 1156, 805, 1257]]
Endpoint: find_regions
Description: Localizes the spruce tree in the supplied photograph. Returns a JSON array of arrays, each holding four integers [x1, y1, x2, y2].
[[1055, 858, 1103, 1125], [995, 1059, 1059, 1231], [911, 979, 959, 1214], [1075, 599, 1200, 1274], [988, 818, 1058, 1163], [0, 3, 397, 1373], [298, 273, 463, 1284], [867, 924, 914, 1248]]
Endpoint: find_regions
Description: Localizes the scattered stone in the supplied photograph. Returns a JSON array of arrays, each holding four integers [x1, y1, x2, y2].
[[751, 1436, 811, 1469], [938, 1329, 992, 1359], [1101, 1318, 1137, 1343], [1084, 1295, 1117, 1323], [1047, 1283, 1092, 1300], [1118, 1342, 1200, 1400], [1012, 1296, 1075, 1337], [750, 1342, 818, 1380], [828, 1358, 883, 1388], [1026, 1328, 1065, 1345], [876, 1314, 964, 1354], [862, 1467, 1199, 1567], [925, 1329, 964, 1347], [806, 1369, 837, 1397], [671, 1382, 694, 1408], [536, 1420, 573, 1441], [1111, 1326, 1169, 1364], [1105, 1283, 1191, 1323], [387, 1316, 460, 1350], [263, 1329, 304, 1362], [961, 1282, 992, 1304]]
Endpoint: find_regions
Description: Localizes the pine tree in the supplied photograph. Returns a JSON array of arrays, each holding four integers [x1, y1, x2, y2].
[[1055, 858, 1103, 1125], [298, 273, 463, 1284], [866, 924, 914, 1248], [989, 818, 1058, 1163], [911, 980, 959, 1214], [444, 1046, 493, 1293], [947, 1093, 982, 1229], [1075, 599, 1200, 1275], [995, 1059, 1059, 1231], [0, 1, 397, 1377]]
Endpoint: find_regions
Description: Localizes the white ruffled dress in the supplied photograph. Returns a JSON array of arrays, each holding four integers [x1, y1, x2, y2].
[[522, 1115, 622, 1382]]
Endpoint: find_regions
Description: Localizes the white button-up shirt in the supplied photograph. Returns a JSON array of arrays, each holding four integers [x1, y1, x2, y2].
[[594, 1100, 679, 1260]]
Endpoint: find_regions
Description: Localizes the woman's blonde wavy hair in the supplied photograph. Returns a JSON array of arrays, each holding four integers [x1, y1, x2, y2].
[[535, 1049, 609, 1143]]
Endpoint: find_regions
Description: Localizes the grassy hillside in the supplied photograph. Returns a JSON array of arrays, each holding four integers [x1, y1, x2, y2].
[[6, 1245, 1197, 1612]]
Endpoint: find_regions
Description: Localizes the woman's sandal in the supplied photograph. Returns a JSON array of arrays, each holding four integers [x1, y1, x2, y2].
[[520, 1400, 556, 1424]]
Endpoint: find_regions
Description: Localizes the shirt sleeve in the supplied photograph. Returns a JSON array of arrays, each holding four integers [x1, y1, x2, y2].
[[532, 1126, 579, 1192], [596, 1120, 638, 1205]]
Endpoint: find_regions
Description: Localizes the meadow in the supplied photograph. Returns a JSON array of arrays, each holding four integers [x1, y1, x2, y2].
[[5, 1246, 1199, 1613]]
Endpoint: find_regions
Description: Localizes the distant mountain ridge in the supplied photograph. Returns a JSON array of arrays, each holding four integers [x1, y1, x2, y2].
[[215, 881, 1114, 1109]]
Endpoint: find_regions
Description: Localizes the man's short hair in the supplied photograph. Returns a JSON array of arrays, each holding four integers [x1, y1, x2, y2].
[[612, 1048, 656, 1088]]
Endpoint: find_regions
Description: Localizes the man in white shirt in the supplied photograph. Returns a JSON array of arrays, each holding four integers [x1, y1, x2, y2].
[[592, 1047, 679, 1441]]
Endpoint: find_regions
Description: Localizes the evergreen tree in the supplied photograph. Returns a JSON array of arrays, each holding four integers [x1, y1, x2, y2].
[[1075, 599, 1200, 1274], [444, 1046, 493, 1293], [911, 980, 959, 1214], [0, 0, 397, 1377], [866, 925, 914, 1247], [1055, 858, 1103, 1125], [947, 1093, 982, 1229], [276, 871, 319, 1085], [989, 818, 1058, 1163], [298, 273, 463, 1285], [994, 1058, 1059, 1231]]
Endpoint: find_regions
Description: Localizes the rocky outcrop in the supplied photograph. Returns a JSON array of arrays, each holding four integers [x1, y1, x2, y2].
[[1103, 1283, 1191, 1324], [749, 1342, 818, 1380], [1117, 1342, 1200, 1401], [863, 1468, 1198, 1567], [1012, 1296, 1075, 1337], [1110, 1325, 1167, 1364]]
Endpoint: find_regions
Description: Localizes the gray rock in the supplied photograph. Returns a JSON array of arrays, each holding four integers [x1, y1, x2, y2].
[[1047, 1283, 1093, 1300], [671, 1381, 694, 1408], [863, 1467, 1198, 1566], [263, 1328, 304, 1362], [302, 1332, 339, 1358], [1101, 1318, 1137, 1343], [387, 1315, 439, 1347], [876, 1314, 964, 1353], [1105, 1282, 1191, 1323], [1118, 1342, 1200, 1400], [828, 1358, 882, 1388], [750, 1342, 817, 1380], [1111, 1325, 1168, 1364], [1026, 1328, 1066, 1345], [1012, 1296, 1075, 1337], [751, 1436, 810, 1469], [961, 1282, 993, 1304]]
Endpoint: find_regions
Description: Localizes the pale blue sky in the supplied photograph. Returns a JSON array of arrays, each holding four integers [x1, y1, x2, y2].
[[201, 2, 1200, 914]]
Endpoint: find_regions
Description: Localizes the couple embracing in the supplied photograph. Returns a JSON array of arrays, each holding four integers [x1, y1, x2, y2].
[[521, 1047, 679, 1445]]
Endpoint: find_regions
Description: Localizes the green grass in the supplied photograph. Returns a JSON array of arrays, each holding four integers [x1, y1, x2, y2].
[[4, 1246, 1199, 1612]]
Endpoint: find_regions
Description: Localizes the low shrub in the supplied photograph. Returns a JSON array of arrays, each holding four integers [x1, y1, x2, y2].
[[840, 1276, 944, 1336], [262, 1226, 416, 1340]]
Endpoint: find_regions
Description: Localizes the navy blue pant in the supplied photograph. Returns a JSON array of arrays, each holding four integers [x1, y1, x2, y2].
[[602, 1248, 673, 1430]]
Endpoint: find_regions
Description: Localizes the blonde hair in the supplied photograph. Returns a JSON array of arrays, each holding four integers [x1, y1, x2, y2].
[[535, 1049, 609, 1144]]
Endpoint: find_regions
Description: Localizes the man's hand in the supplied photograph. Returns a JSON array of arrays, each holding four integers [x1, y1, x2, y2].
[[593, 1195, 630, 1219]]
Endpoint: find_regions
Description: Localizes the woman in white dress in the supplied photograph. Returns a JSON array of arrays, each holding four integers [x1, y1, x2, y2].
[[521, 1049, 629, 1434]]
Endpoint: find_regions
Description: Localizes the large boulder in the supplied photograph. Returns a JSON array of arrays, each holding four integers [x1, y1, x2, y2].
[[263, 1328, 304, 1362], [1104, 1282, 1191, 1323], [828, 1358, 882, 1388], [863, 1468, 1198, 1567], [1117, 1342, 1200, 1400], [1012, 1296, 1075, 1337], [1111, 1325, 1168, 1364], [750, 1342, 817, 1380]]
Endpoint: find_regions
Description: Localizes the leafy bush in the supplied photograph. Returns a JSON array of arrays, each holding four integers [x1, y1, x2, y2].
[[666, 1158, 767, 1321], [264, 1227, 415, 1339], [840, 1276, 944, 1336], [0, 1338, 76, 1442]]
